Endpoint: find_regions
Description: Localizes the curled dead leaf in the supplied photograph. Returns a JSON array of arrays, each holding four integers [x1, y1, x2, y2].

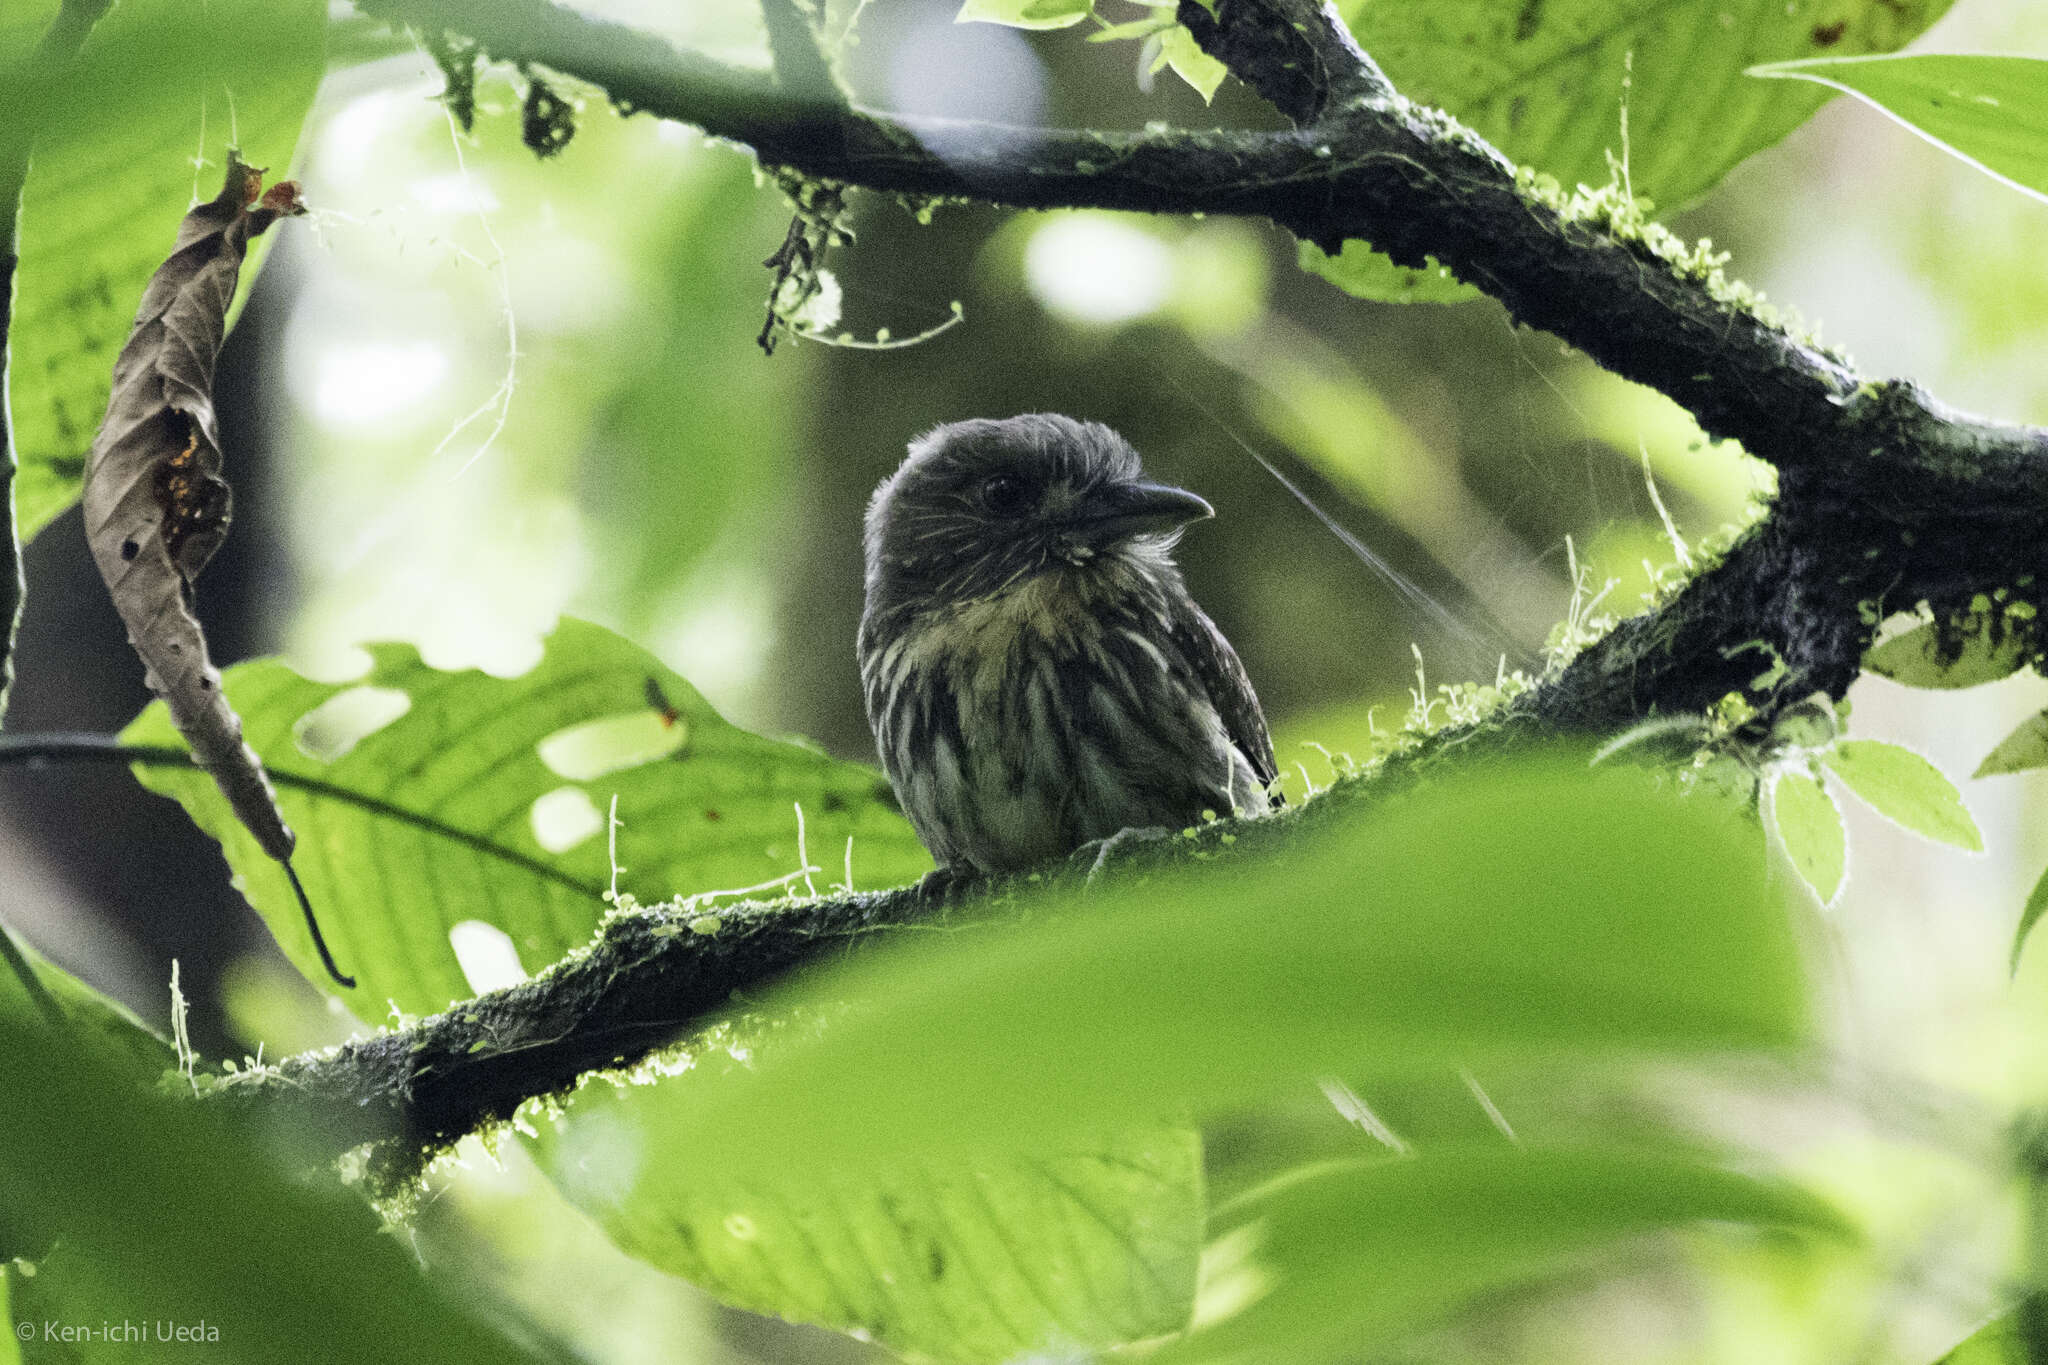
[[81, 152, 351, 987]]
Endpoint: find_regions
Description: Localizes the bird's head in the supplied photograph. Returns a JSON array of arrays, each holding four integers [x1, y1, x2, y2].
[[863, 413, 1212, 611]]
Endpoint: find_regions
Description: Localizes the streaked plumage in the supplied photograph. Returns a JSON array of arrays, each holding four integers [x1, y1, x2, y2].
[[858, 413, 1275, 880]]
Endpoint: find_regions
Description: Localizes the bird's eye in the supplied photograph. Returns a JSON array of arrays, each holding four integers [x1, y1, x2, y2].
[[980, 474, 1031, 516]]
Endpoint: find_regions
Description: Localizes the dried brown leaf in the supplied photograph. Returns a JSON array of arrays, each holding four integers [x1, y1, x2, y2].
[[81, 152, 350, 987]]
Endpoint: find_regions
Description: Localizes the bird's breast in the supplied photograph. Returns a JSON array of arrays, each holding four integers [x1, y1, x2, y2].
[[862, 566, 1245, 872]]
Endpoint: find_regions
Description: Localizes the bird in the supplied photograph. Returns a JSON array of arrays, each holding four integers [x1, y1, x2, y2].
[[858, 413, 1276, 889]]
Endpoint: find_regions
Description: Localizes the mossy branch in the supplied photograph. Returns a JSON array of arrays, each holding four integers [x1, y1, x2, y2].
[[202, 787, 1365, 1164]]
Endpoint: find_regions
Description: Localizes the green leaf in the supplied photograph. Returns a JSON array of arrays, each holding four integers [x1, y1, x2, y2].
[[9, 0, 326, 542], [1935, 1312, 2040, 1364], [1749, 54, 2048, 203], [1340, 0, 1955, 212], [1771, 769, 1845, 905], [532, 1062, 1202, 1363], [1160, 25, 1228, 103], [1864, 617, 2030, 688], [2012, 862, 2048, 975], [0, 1016, 552, 1363], [1297, 238, 1480, 305], [0, 938, 173, 1086], [1977, 710, 2048, 779], [625, 760, 1807, 1179], [1823, 739, 1983, 851], [955, 0, 1093, 31], [1165, 1147, 1849, 1363], [121, 618, 930, 1019]]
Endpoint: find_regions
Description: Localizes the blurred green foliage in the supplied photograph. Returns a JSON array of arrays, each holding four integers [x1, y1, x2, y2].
[[0, 1014, 553, 1363], [8, 0, 2048, 1361]]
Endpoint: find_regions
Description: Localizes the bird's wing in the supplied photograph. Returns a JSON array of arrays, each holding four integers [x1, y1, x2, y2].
[[1171, 599, 1278, 789]]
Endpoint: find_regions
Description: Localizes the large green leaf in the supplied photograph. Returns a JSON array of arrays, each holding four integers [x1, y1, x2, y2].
[[1750, 54, 2048, 203], [1304, 0, 1949, 303], [533, 1060, 1203, 1362], [122, 617, 930, 1020], [0, 1016, 551, 1363], [1342, 0, 1954, 210], [1164, 1147, 1849, 1363], [616, 760, 1807, 1178], [7, 0, 325, 541]]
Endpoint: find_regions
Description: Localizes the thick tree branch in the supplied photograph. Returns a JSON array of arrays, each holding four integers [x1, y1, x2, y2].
[[190, 0, 2048, 1158], [215, 881, 946, 1156], [1177, 0, 1392, 120], [350, 0, 1887, 474]]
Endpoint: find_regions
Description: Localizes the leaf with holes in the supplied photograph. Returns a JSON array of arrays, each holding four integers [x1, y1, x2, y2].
[[1338, 0, 1953, 212], [532, 1059, 1201, 1363], [6, 0, 325, 541], [120, 617, 931, 1020], [1823, 739, 1982, 852], [1771, 768, 1845, 905], [1749, 54, 2048, 203]]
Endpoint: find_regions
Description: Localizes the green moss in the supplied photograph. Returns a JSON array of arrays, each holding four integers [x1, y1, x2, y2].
[[1509, 163, 1848, 365]]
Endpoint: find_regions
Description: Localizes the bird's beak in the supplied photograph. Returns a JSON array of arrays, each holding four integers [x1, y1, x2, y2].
[[1075, 480, 1214, 542]]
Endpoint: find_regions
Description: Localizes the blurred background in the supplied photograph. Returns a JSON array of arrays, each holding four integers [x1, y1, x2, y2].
[[6, 0, 2048, 1359]]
